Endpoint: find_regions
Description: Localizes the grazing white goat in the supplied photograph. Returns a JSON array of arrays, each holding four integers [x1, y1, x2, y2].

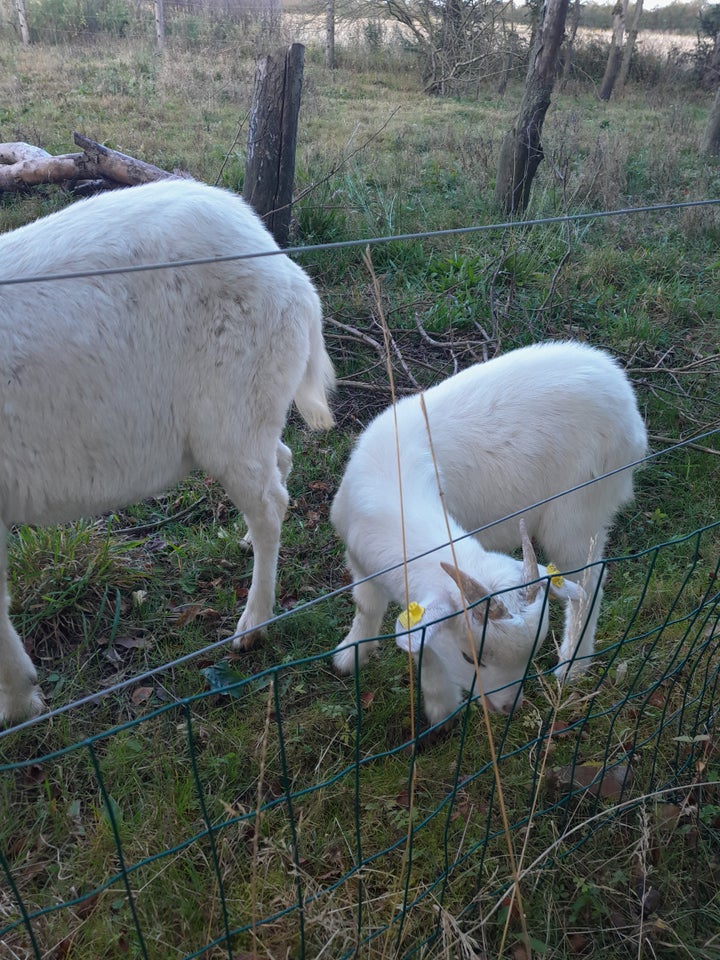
[[331, 341, 647, 725], [0, 178, 335, 725]]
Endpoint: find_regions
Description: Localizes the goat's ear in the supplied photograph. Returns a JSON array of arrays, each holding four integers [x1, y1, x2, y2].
[[395, 600, 448, 653], [440, 561, 510, 621], [519, 519, 540, 603], [395, 627, 424, 655]]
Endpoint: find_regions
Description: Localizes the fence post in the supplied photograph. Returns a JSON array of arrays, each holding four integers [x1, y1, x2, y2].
[[154, 0, 165, 51], [325, 0, 336, 69], [243, 43, 305, 247], [15, 0, 30, 45]]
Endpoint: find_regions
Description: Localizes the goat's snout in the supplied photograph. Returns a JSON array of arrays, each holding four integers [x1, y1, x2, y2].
[[485, 689, 524, 716]]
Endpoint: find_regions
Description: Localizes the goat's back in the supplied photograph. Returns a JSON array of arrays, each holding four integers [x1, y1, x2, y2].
[[334, 341, 647, 553], [0, 180, 331, 525]]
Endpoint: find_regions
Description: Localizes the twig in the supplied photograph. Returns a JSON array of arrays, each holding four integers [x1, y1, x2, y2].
[[291, 108, 402, 208], [370, 310, 422, 391], [213, 110, 250, 187], [335, 378, 410, 393], [649, 434, 720, 456], [327, 316, 385, 355]]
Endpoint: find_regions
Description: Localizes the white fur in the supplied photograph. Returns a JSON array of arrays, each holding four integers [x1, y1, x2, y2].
[[331, 341, 647, 725], [0, 179, 334, 725]]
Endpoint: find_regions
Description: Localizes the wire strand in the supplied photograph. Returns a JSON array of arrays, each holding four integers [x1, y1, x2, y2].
[[1, 197, 719, 287]]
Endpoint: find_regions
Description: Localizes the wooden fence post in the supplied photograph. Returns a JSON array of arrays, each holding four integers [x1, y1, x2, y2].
[[243, 43, 305, 247], [154, 0, 165, 51], [15, 0, 30, 45], [325, 0, 336, 70]]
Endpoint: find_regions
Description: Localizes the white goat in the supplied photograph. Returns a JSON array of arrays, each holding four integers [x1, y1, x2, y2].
[[0, 178, 335, 725], [331, 341, 647, 725]]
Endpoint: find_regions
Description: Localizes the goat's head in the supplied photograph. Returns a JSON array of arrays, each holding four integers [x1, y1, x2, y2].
[[395, 521, 584, 725]]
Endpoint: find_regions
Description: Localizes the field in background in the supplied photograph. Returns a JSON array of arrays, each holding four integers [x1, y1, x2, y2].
[[0, 11, 719, 960]]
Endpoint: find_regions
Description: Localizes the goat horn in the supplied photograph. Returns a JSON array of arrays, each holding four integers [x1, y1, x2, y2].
[[519, 519, 540, 603], [440, 561, 510, 621]]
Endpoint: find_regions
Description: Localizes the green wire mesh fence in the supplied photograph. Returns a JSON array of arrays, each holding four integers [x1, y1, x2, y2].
[[1, 519, 719, 959]]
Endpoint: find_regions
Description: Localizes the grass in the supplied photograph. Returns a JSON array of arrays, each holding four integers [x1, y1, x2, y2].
[[1, 8, 720, 960]]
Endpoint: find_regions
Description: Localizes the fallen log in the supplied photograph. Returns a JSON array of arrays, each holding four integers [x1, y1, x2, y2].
[[72, 133, 177, 186], [0, 134, 178, 192]]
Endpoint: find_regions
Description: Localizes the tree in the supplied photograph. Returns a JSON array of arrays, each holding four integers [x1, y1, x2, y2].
[[561, 0, 582, 85], [383, 0, 511, 96], [618, 0, 643, 89], [702, 83, 720, 154], [598, 0, 629, 101], [494, 0, 570, 214]]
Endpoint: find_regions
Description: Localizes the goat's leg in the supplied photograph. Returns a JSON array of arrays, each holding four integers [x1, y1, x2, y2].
[[0, 526, 44, 725], [333, 568, 386, 674], [221, 461, 289, 650], [240, 441, 292, 552]]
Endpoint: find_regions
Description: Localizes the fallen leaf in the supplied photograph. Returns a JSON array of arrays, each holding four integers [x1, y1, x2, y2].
[[551, 761, 633, 800], [131, 686, 154, 706], [647, 688, 669, 710], [115, 636, 150, 650], [172, 603, 202, 627], [200, 662, 245, 699], [20, 763, 45, 787], [360, 690, 375, 709], [635, 880, 663, 918], [567, 932, 591, 954], [501, 893, 522, 925], [654, 803, 683, 829], [548, 719, 586, 740]]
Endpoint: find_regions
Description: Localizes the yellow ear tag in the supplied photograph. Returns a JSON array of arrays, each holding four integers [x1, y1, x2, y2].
[[546, 563, 565, 588], [398, 602, 425, 630]]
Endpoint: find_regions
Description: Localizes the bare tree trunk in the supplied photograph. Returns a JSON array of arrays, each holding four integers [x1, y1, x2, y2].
[[325, 0, 335, 69], [494, 0, 570, 214], [562, 0, 582, 84], [599, 0, 629, 101], [154, 0, 165, 51], [618, 0, 643, 88], [702, 83, 720, 154], [707, 31, 720, 88], [244, 44, 305, 246], [15, 0, 30, 45], [497, 30, 518, 97]]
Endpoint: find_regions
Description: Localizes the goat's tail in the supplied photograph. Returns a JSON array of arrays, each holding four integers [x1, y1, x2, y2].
[[293, 297, 335, 431]]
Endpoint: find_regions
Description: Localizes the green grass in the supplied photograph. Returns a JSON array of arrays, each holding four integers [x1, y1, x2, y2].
[[1, 13, 719, 960]]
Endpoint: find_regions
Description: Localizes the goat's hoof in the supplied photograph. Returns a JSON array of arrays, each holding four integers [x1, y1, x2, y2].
[[0, 682, 45, 728], [554, 660, 586, 683], [231, 626, 266, 651], [332, 645, 357, 675]]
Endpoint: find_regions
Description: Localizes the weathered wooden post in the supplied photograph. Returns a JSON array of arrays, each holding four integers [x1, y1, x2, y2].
[[325, 0, 336, 70], [243, 43, 305, 247], [154, 0, 165, 51], [15, 0, 30, 45]]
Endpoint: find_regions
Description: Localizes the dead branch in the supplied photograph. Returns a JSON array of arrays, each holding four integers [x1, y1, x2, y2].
[[0, 134, 177, 193], [72, 132, 177, 185]]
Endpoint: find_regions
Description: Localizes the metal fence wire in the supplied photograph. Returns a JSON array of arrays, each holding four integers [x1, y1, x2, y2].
[[1, 198, 719, 958], [1, 514, 719, 959]]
